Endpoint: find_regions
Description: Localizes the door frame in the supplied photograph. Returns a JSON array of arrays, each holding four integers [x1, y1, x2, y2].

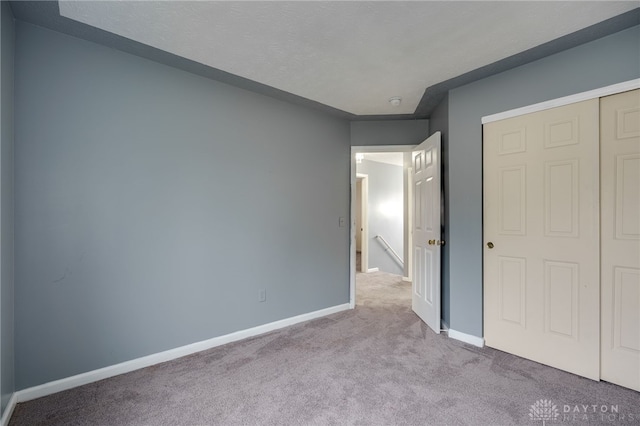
[[350, 145, 415, 308], [356, 173, 369, 273]]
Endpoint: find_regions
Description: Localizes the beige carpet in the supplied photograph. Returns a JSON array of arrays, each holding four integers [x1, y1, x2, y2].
[[10, 271, 640, 425]]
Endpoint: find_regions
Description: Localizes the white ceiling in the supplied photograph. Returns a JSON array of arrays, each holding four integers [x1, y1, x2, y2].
[[362, 152, 404, 167], [58, 1, 637, 116]]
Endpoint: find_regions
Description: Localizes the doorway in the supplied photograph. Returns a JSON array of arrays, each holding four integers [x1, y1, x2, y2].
[[349, 145, 414, 308]]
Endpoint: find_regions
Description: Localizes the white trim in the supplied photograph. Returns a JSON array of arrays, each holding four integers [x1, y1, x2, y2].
[[448, 329, 485, 348], [15, 303, 350, 403], [482, 79, 640, 124], [1, 394, 17, 426], [350, 152, 356, 309], [356, 173, 369, 274], [351, 145, 416, 154], [402, 276, 411, 282], [366, 267, 379, 273], [405, 164, 413, 282]]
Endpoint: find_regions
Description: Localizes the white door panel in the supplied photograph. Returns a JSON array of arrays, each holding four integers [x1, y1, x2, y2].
[[484, 99, 600, 380], [412, 132, 441, 333], [600, 89, 640, 391]]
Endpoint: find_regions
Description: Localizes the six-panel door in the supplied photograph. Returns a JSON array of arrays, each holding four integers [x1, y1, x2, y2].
[[483, 99, 601, 380], [600, 89, 640, 391]]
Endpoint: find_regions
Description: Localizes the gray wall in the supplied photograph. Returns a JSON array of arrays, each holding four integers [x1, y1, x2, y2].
[[356, 159, 404, 276], [14, 22, 351, 389], [427, 94, 449, 327], [350, 120, 428, 146], [447, 25, 640, 338], [0, 1, 14, 414]]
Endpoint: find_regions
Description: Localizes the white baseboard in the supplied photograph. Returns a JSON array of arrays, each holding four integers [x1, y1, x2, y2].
[[448, 328, 484, 347], [1, 393, 17, 426], [16, 303, 351, 403], [402, 276, 411, 282], [367, 267, 379, 273]]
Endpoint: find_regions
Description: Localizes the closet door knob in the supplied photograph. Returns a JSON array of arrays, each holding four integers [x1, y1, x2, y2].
[[487, 242, 494, 249]]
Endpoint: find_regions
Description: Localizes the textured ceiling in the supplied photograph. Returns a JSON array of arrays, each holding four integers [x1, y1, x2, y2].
[[58, 1, 637, 116]]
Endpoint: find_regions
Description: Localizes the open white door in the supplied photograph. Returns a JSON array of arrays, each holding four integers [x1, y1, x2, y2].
[[412, 132, 442, 334]]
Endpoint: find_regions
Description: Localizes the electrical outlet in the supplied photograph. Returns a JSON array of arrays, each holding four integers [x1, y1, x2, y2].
[[339, 216, 346, 228], [258, 289, 266, 302]]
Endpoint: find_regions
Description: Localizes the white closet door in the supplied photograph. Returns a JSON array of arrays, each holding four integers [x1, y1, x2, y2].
[[484, 99, 600, 380], [600, 89, 640, 391]]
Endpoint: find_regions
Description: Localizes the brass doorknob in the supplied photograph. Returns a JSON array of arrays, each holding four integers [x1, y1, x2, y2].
[[428, 239, 435, 245], [487, 242, 494, 249]]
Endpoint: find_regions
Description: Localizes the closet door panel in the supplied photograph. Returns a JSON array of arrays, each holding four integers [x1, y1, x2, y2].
[[601, 89, 640, 392], [484, 99, 600, 380]]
